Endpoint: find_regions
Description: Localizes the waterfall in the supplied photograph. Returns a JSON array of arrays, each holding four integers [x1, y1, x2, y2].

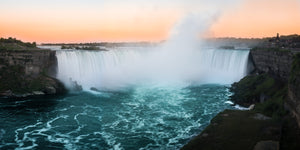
[[56, 47, 249, 91]]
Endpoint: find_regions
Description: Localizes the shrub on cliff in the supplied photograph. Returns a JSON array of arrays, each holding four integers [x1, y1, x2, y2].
[[230, 74, 287, 119], [0, 37, 37, 50], [230, 74, 276, 105]]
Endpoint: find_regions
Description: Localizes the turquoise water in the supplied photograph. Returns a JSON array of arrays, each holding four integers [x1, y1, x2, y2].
[[0, 84, 233, 149]]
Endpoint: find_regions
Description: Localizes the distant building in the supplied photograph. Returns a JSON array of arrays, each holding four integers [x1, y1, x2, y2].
[[276, 33, 280, 45]]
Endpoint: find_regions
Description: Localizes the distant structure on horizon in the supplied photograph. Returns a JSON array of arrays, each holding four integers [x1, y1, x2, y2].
[[265, 33, 300, 49]]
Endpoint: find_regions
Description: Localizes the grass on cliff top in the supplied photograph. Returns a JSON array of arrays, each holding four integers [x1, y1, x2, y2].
[[0, 37, 38, 51]]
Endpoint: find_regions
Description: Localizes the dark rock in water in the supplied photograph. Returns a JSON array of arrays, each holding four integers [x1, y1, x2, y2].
[[69, 79, 82, 91], [90, 87, 101, 92]]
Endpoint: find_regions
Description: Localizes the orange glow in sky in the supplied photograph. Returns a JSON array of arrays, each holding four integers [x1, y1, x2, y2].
[[0, 0, 300, 43], [211, 0, 300, 38]]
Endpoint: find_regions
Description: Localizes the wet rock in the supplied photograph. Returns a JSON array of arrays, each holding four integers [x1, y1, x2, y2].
[[90, 87, 100, 92], [45, 86, 56, 94], [0, 90, 13, 98]]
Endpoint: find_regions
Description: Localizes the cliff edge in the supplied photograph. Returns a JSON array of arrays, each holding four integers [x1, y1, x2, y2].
[[0, 38, 66, 98], [250, 47, 300, 127]]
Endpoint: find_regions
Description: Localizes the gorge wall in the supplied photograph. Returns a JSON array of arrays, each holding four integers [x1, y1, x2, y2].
[[0, 50, 57, 76], [250, 48, 293, 81], [250, 48, 300, 126], [288, 53, 300, 127], [0, 50, 65, 98]]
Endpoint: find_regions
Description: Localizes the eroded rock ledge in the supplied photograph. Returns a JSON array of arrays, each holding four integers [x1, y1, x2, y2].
[[250, 48, 300, 127], [0, 50, 66, 98]]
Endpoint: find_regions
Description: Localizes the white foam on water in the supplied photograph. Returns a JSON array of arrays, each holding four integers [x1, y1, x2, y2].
[[234, 104, 251, 110]]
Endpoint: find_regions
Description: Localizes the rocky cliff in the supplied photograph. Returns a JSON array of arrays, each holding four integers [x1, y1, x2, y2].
[[0, 50, 57, 76], [288, 53, 300, 126], [0, 49, 66, 98], [250, 48, 293, 81], [250, 48, 300, 126]]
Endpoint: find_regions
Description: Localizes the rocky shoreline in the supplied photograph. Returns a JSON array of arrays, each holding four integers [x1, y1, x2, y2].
[[182, 47, 300, 150]]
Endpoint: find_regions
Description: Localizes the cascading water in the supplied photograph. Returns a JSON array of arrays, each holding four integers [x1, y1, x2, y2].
[[56, 47, 249, 91]]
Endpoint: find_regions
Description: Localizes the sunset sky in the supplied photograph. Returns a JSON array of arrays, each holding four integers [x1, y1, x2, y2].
[[0, 0, 300, 43]]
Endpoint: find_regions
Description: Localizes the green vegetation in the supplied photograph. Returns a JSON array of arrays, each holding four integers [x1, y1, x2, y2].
[[254, 86, 287, 121], [0, 37, 37, 51], [230, 74, 287, 120]]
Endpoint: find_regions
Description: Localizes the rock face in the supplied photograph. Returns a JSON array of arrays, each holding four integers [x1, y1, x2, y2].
[[288, 83, 300, 127], [0, 50, 57, 77], [0, 49, 66, 98], [250, 48, 300, 127], [250, 48, 293, 81], [288, 53, 300, 126]]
